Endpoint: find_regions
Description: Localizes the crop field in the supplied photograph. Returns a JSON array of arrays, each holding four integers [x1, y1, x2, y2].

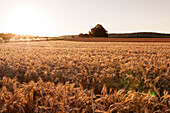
[[65, 37, 170, 42], [0, 41, 170, 112]]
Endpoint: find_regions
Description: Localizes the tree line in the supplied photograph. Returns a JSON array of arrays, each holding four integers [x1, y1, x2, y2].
[[78, 24, 170, 38]]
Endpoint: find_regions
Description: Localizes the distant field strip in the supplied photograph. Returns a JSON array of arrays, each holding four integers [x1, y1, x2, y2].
[[65, 37, 170, 42]]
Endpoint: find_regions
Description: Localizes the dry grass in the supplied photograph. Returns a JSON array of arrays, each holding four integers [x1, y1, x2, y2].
[[0, 41, 170, 112]]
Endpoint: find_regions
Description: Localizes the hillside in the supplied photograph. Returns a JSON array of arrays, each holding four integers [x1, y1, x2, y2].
[[59, 32, 170, 38], [109, 32, 170, 38]]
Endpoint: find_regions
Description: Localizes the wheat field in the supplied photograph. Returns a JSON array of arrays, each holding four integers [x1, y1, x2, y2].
[[0, 41, 169, 113]]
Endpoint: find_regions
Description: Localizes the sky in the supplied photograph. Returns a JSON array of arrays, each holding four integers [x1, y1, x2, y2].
[[0, 0, 170, 37]]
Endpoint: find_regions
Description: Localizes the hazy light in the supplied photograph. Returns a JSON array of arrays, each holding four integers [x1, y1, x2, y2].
[[1, 0, 170, 36], [4, 6, 51, 36]]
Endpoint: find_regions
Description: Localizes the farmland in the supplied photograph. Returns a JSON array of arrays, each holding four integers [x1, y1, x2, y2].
[[65, 37, 170, 42], [0, 41, 170, 112]]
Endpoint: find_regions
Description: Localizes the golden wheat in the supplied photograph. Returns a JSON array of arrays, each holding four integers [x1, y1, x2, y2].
[[0, 41, 169, 112]]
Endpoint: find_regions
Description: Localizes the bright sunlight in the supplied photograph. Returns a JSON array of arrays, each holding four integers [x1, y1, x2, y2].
[[4, 6, 50, 36]]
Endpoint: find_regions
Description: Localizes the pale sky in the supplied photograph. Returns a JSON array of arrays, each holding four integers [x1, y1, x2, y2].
[[0, 0, 170, 36]]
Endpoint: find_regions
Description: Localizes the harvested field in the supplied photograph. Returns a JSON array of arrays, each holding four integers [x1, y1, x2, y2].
[[0, 41, 170, 112], [65, 37, 170, 42]]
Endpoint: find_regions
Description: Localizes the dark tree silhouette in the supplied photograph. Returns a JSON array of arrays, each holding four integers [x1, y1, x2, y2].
[[89, 24, 108, 37], [78, 33, 90, 38]]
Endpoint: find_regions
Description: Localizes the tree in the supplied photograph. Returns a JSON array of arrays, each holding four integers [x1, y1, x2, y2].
[[89, 24, 108, 37]]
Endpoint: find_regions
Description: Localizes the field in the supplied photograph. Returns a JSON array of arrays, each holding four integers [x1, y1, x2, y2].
[[0, 41, 170, 112], [65, 37, 170, 42]]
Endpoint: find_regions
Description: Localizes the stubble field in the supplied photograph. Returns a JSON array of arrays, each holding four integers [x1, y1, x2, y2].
[[0, 41, 170, 112]]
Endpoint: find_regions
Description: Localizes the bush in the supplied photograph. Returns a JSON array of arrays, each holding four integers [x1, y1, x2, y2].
[[89, 24, 108, 37], [78, 33, 90, 38]]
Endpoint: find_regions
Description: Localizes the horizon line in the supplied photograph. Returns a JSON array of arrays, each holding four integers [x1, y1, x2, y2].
[[1, 30, 170, 37]]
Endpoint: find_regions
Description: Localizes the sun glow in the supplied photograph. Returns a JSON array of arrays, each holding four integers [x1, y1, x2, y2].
[[4, 7, 51, 36]]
